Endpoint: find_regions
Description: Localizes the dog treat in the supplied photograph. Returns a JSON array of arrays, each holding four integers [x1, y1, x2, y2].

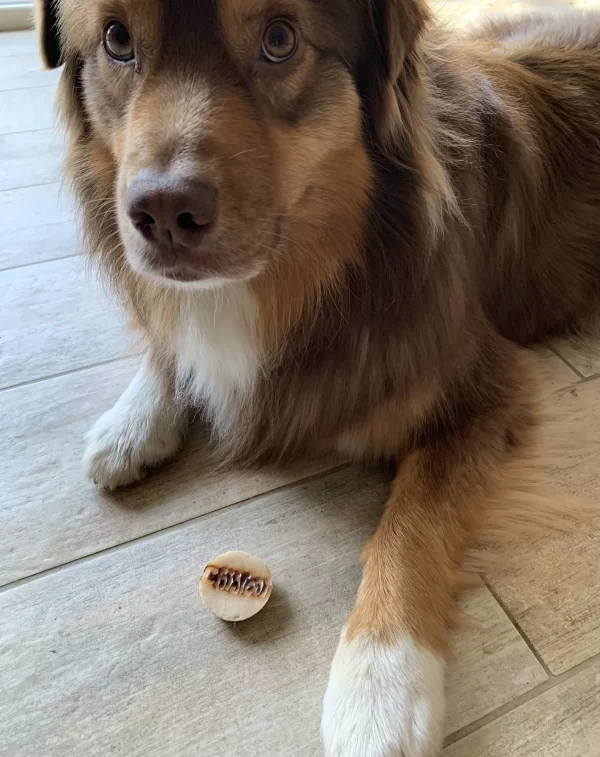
[[200, 551, 272, 622]]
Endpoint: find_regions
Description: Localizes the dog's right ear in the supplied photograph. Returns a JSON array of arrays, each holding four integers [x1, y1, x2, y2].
[[35, 0, 62, 69]]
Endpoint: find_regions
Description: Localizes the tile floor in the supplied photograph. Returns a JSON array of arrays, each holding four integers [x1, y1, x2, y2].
[[0, 11, 599, 757]]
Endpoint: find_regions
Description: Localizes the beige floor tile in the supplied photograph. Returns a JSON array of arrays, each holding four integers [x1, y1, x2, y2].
[[0, 468, 546, 757], [0, 255, 129, 388], [0, 30, 37, 57], [0, 53, 60, 91], [529, 345, 579, 392], [552, 338, 600, 378], [0, 182, 76, 270], [0, 128, 62, 190], [0, 358, 335, 584], [444, 662, 600, 756], [0, 86, 55, 135], [446, 584, 547, 734], [487, 379, 600, 675]]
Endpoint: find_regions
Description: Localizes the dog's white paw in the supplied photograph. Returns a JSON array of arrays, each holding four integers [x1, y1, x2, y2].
[[83, 404, 183, 490], [83, 362, 186, 490], [322, 631, 446, 757]]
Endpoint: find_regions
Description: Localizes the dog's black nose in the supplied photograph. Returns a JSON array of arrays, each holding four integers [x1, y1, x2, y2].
[[126, 171, 218, 248]]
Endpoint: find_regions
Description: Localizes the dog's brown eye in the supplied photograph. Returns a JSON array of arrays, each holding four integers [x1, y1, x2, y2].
[[103, 21, 134, 63], [261, 20, 297, 63]]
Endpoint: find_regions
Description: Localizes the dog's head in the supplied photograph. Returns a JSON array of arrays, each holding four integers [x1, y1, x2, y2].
[[37, 0, 429, 290]]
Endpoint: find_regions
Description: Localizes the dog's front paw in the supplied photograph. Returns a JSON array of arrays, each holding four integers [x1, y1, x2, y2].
[[322, 631, 446, 757], [83, 402, 184, 490]]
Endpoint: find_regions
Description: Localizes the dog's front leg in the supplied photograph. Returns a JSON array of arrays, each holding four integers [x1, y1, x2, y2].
[[83, 352, 188, 490], [322, 409, 528, 757]]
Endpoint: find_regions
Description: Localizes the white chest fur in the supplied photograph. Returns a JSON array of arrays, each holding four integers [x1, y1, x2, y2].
[[172, 282, 261, 431]]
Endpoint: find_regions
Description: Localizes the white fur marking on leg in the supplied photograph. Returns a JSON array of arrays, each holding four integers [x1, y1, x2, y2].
[[83, 357, 186, 489], [322, 631, 446, 757]]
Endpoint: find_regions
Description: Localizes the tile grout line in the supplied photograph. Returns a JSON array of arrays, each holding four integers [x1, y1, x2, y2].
[[0, 179, 63, 195], [444, 647, 600, 747], [0, 353, 138, 395], [0, 127, 57, 138], [0, 83, 56, 92], [555, 372, 600, 394], [573, 371, 600, 384], [545, 342, 585, 379], [481, 576, 553, 679], [0, 125, 58, 136], [0, 462, 349, 594], [0, 251, 78, 275], [0, 177, 62, 193], [0, 83, 60, 93]]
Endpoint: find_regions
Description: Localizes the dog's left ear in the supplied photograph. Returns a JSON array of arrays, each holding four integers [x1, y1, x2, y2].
[[35, 0, 62, 69], [367, 0, 430, 147]]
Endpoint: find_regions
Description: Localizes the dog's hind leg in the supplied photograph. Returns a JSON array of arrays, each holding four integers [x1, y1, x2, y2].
[[83, 352, 188, 490], [322, 362, 536, 757]]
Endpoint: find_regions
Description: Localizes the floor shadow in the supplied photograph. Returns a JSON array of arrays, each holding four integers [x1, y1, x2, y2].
[[224, 585, 295, 643]]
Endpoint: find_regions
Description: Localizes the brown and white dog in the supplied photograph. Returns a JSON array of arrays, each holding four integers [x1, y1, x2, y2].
[[36, 0, 600, 754]]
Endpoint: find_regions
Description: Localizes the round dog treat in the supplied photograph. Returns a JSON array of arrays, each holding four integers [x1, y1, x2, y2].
[[200, 551, 273, 622]]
